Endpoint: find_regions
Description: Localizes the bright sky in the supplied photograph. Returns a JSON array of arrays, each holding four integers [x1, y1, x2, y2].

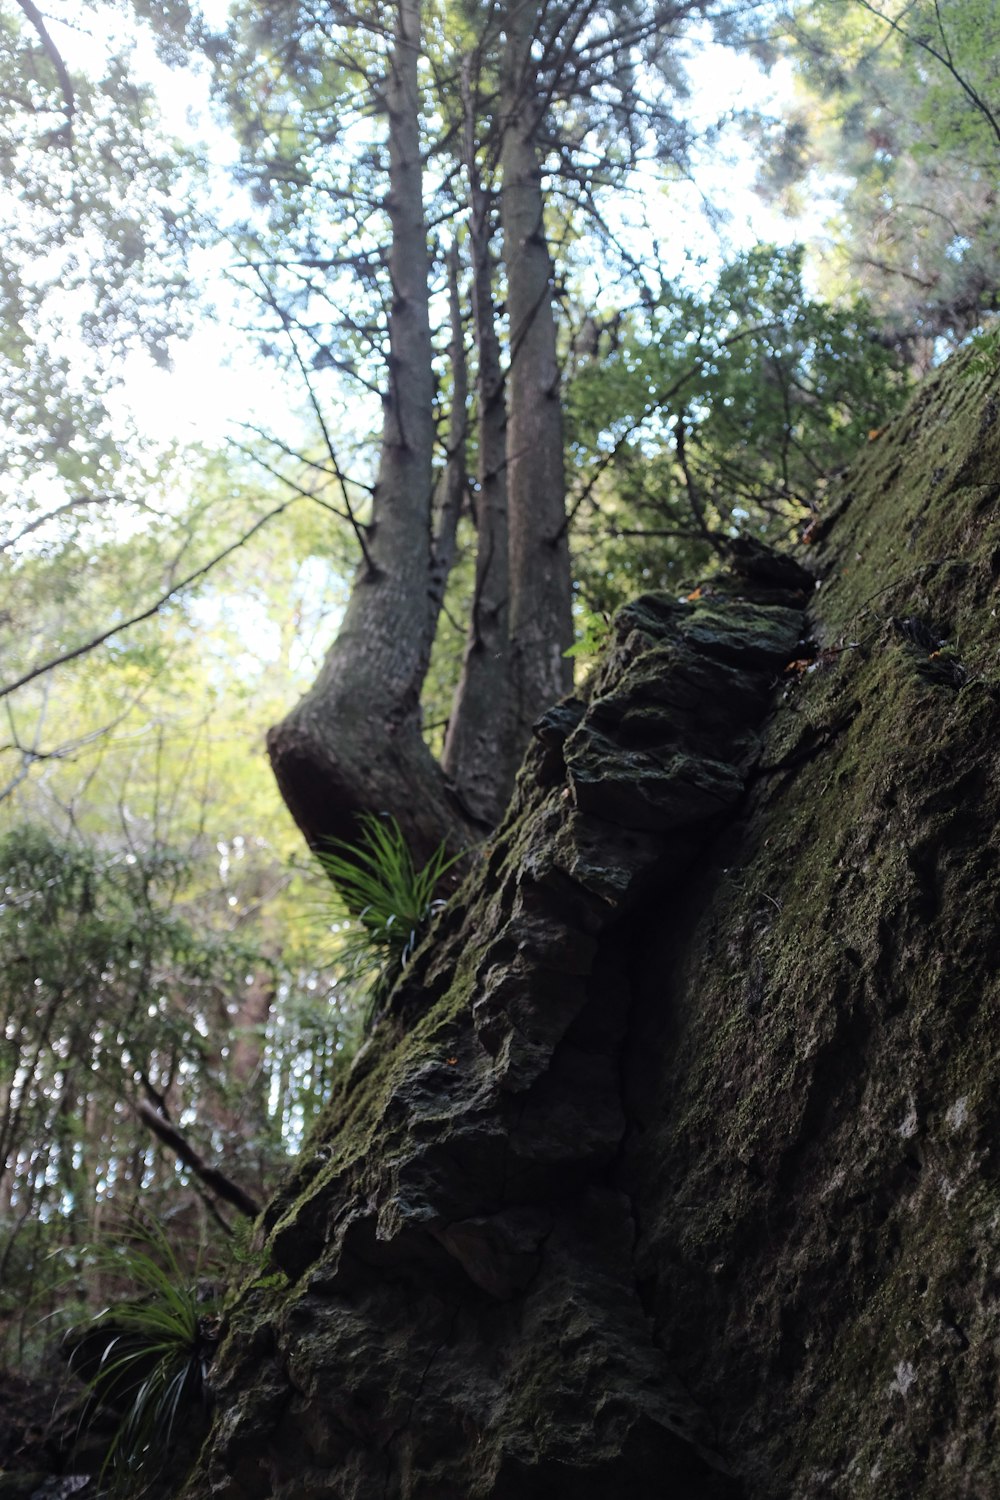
[[53, 5, 815, 459]]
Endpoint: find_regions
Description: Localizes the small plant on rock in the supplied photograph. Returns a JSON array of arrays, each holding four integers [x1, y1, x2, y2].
[[69, 1219, 219, 1494], [315, 814, 462, 1010]]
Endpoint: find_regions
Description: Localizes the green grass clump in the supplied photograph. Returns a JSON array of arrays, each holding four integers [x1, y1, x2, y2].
[[316, 814, 461, 1006], [71, 1219, 218, 1493]]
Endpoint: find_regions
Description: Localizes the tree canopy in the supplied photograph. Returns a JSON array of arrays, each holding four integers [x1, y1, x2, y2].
[[764, 0, 1000, 356]]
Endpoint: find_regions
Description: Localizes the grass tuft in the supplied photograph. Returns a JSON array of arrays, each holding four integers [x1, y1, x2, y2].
[[69, 1217, 218, 1494], [315, 814, 462, 1016]]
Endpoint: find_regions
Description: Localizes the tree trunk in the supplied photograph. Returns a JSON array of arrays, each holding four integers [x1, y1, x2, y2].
[[442, 56, 518, 827], [202, 965, 276, 1201], [171, 346, 1000, 1500], [266, 0, 474, 864], [267, 3, 580, 863], [500, 0, 575, 745], [429, 241, 468, 627]]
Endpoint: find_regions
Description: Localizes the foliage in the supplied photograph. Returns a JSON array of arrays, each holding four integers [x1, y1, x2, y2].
[[0, 0, 204, 514], [0, 823, 255, 1182], [566, 244, 909, 611], [0, 447, 364, 1365], [203, 0, 743, 549], [766, 0, 1000, 352], [966, 326, 1000, 378], [314, 815, 463, 1011], [0, 828, 216, 1314], [70, 1216, 218, 1492], [565, 609, 612, 663], [0, 822, 263, 1363]]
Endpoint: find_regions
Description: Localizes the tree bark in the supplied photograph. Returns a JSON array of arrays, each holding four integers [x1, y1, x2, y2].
[[268, 0, 577, 863], [500, 0, 574, 745], [430, 241, 468, 624], [442, 56, 519, 827], [266, 0, 475, 864]]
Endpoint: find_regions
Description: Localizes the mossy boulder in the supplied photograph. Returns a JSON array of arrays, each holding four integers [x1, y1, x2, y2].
[[178, 345, 1000, 1499]]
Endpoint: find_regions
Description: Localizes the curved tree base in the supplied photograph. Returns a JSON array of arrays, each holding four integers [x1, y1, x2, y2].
[[267, 689, 479, 868]]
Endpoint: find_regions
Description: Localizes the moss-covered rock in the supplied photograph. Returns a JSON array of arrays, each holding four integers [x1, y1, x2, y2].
[[177, 574, 811, 1498], [624, 345, 1000, 1499], [178, 345, 1000, 1499]]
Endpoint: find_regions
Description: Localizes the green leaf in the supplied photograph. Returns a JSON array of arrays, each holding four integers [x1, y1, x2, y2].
[[313, 815, 462, 1019]]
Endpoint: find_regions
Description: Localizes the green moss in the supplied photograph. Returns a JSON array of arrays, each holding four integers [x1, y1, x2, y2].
[[182, 346, 1000, 1500], [627, 345, 1000, 1497]]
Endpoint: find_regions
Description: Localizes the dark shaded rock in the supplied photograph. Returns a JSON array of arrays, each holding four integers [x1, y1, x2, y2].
[[173, 581, 804, 1499], [175, 346, 1000, 1500], [0, 1477, 51, 1500], [723, 535, 816, 594], [0, 1367, 98, 1500]]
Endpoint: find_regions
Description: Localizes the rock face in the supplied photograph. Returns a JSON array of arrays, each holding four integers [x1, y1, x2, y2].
[[179, 347, 1000, 1499]]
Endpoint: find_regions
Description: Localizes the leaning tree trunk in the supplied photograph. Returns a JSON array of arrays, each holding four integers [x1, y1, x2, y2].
[[266, 0, 473, 864], [170, 346, 1000, 1500], [500, 0, 574, 746]]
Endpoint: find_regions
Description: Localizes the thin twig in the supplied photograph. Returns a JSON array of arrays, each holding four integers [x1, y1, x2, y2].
[[243, 264, 379, 572], [0, 501, 296, 702]]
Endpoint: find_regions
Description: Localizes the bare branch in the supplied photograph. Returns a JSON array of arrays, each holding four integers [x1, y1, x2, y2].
[[1, 492, 117, 552], [233, 442, 374, 535], [135, 1100, 262, 1220], [15, 0, 74, 142], [235, 422, 375, 494], [0, 500, 296, 703], [675, 408, 725, 551], [240, 263, 380, 572]]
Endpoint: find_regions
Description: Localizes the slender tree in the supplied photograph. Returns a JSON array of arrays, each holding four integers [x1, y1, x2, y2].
[[266, 0, 475, 863], [500, 0, 575, 747], [241, 0, 739, 864], [441, 49, 516, 827]]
